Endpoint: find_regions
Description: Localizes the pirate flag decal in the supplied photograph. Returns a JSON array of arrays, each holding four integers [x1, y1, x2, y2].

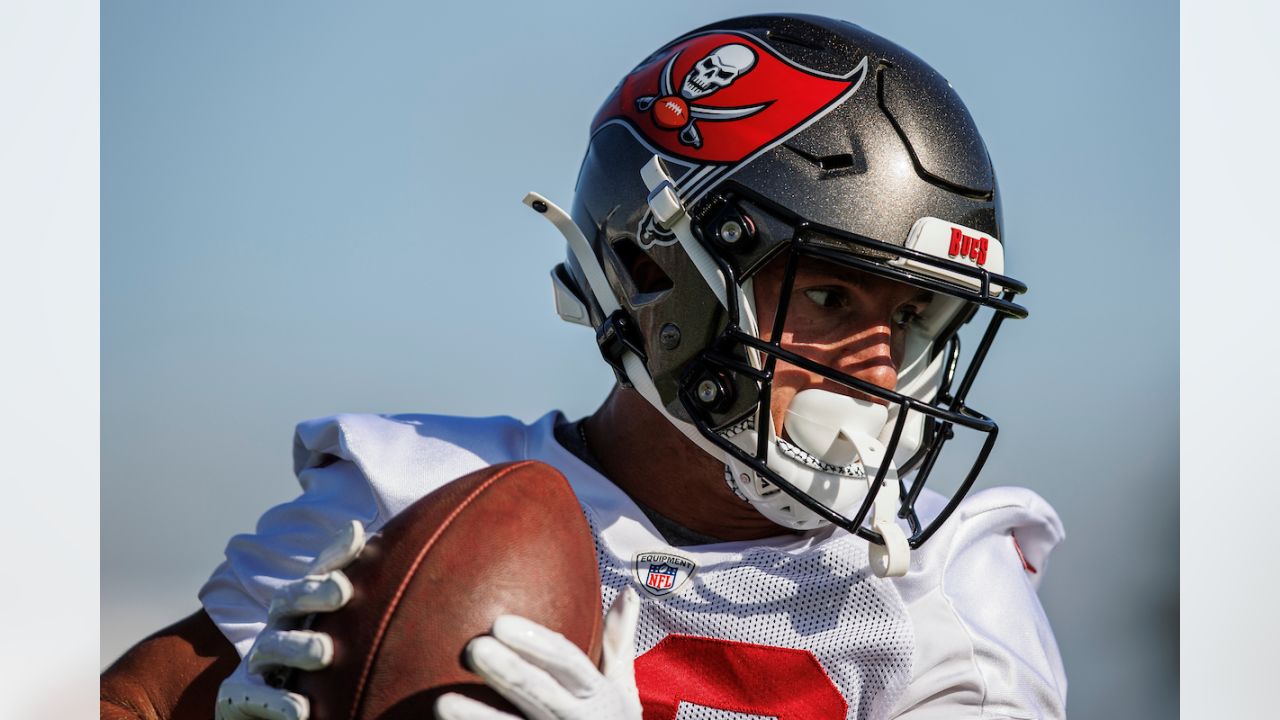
[[592, 31, 868, 175]]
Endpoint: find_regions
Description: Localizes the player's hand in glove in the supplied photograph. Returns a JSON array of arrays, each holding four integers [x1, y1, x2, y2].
[[435, 587, 643, 720], [215, 520, 367, 720]]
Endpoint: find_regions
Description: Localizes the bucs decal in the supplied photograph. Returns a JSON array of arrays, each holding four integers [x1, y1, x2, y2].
[[634, 43, 767, 150], [592, 31, 868, 246], [594, 31, 867, 165], [948, 227, 990, 266]]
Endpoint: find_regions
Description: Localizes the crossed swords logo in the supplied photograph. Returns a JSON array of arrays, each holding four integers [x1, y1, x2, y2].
[[635, 43, 768, 149]]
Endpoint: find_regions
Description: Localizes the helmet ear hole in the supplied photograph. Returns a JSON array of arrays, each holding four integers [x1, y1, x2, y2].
[[611, 237, 673, 298]]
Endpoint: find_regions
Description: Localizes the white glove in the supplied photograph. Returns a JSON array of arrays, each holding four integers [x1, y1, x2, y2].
[[435, 587, 643, 720], [215, 520, 367, 720]]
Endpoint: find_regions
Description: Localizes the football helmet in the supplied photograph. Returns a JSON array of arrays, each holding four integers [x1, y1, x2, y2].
[[526, 14, 1027, 576]]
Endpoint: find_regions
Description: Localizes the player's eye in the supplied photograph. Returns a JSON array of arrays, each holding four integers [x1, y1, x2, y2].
[[802, 287, 846, 309], [893, 306, 922, 330]]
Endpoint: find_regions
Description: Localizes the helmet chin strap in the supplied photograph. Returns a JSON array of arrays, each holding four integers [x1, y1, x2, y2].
[[525, 169, 910, 577], [638, 157, 733, 309]]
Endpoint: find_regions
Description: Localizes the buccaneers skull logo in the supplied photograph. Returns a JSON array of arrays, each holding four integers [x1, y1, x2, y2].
[[634, 43, 766, 149], [593, 31, 868, 167]]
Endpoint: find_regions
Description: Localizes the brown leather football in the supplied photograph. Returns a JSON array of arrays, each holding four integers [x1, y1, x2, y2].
[[290, 460, 603, 720]]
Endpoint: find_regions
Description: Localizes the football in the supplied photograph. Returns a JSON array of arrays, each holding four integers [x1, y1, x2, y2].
[[291, 460, 604, 720]]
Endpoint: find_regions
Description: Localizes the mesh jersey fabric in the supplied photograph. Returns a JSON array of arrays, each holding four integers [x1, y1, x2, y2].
[[199, 411, 1066, 719]]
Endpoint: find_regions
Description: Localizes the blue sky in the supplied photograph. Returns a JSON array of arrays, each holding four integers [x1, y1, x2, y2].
[[102, 2, 1177, 717]]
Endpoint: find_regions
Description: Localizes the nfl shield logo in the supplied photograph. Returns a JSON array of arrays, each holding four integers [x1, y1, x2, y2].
[[633, 552, 696, 598], [645, 563, 678, 591]]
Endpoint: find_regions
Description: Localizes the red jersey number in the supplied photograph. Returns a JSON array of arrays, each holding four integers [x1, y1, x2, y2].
[[633, 634, 847, 720]]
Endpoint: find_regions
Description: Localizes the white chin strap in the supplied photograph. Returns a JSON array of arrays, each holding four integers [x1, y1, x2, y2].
[[525, 156, 910, 577]]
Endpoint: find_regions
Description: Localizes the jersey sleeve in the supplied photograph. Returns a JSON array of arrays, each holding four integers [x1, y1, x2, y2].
[[198, 412, 527, 655], [891, 487, 1067, 720]]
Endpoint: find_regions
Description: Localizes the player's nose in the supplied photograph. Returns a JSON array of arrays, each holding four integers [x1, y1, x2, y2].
[[855, 362, 898, 400], [833, 328, 899, 402]]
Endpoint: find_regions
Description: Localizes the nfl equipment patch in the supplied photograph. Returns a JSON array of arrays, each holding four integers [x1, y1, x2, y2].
[[633, 552, 697, 598]]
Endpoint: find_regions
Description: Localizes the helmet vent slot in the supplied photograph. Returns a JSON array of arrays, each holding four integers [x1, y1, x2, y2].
[[611, 237, 673, 297], [765, 30, 822, 51], [784, 143, 866, 175], [815, 153, 856, 171]]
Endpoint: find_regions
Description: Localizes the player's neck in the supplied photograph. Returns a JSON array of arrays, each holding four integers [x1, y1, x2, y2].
[[584, 386, 799, 542]]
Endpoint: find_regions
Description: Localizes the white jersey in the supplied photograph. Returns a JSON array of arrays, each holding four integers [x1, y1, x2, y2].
[[200, 412, 1067, 720]]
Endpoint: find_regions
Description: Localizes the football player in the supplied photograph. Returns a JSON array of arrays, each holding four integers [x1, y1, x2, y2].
[[102, 14, 1066, 720]]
